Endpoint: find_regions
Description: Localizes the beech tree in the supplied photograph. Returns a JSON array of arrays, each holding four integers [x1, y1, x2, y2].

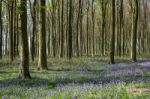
[[110, 0, 116, 64], [131, 0, 139, 62], [0, 0, 2, 59], [18, 0, 31, 79], [68, 0, 73, 59], [38, 0, 48, 70], [10, 0, 14, 61]]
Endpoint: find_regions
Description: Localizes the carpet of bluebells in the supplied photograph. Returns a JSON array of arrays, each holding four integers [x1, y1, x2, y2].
[[0, 57, 150, 99]]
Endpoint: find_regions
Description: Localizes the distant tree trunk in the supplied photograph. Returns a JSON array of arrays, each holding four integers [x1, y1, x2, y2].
[[131, 0, 139, 62], [92, 0, 95, 56], [10, 1, 14, 61], [119, 0, 124, 56], [86, 0, 89, 56], [116, 0, 122, 56], [143, 1, 148, 54], [31, 0, 37, 61], [35, 1, 40, 57], [57, 0, 61, 57], [13, 0, 17, 57], [0, 0, 2, 59], [18, 0, 31, 79], [38, 0, 48, 70], [16, 15, 19, 56], [68, 0, 73, 58], [76, 0, 80, 56], [101, 0, 107, 56], [110, 0, 116, 64], [79, 0, 83, 56], [51, 0, 56, 57], [47, 10, 51, 56], [60, 0, 64, 57], [120, 0, 125, 56], [14, 0, 20, 57]]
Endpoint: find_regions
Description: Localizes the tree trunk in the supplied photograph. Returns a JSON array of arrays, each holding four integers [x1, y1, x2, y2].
[[101, 0, 107, 56], [131, 0, 139, 62], [10, 1, 14, 61], [31, 0, 37, 62], [38, 0, 48, 70], [86, 0, 89, 56], [60, 0, 64, 58], [0, 0, 2, 59], [110, 0, 116, 64], [18, 0, 31, 79], [68, 0, 73, 59]]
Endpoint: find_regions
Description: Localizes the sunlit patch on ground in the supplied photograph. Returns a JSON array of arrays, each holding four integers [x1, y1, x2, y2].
[[127, 88, 150, 94]]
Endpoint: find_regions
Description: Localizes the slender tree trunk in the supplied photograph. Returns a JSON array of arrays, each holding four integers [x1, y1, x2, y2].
[[79, 0, 83, 56], [60, 0, 64, 57], [31, 0, 37, 61], [51, 0, 56, 57], [76, 0, 80, 56], [18, 0, 31, 79], [68, 0, 73, 58], [101, 0, 107, 56], [38, 0, 48, 70], [10, 1, 14, 61], [86, 0, 89, 56], [0, 0, 2, 59], [14, 0, 18, 57], [110, 0, 116, 64], [131, 0, 139, 62], [92, 0, 95, 56], [119, 0, 124, 56]]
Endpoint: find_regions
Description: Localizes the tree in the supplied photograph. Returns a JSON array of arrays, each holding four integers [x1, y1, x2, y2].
[[110, 0, 116, 64], [68, 0, 73, 58], [76, 0, 80, 56], [0, 0, 2, 59], [13, 0, 18, 57], [60, 0, 64, 57], [18, 0, 31, 79], [101, 0, 108, 56], [10, 0, 14, 61], [92, 0, 95, 56], [38, 0, 48, 70], [131, 0, 139, 62], [86, 0, 89, 56], [29, 0, 37, 61], [51, 0, 56, 57], [116, 0, 123, 56]]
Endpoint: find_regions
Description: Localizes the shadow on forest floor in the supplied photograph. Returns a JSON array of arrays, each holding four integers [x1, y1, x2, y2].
[[0, 78, 51, 88], [0, 72, 150, 89], [0, 58, 150, 89]]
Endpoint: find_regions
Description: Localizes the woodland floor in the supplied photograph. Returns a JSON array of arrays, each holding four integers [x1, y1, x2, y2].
[[1, 57, 150, 99]]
